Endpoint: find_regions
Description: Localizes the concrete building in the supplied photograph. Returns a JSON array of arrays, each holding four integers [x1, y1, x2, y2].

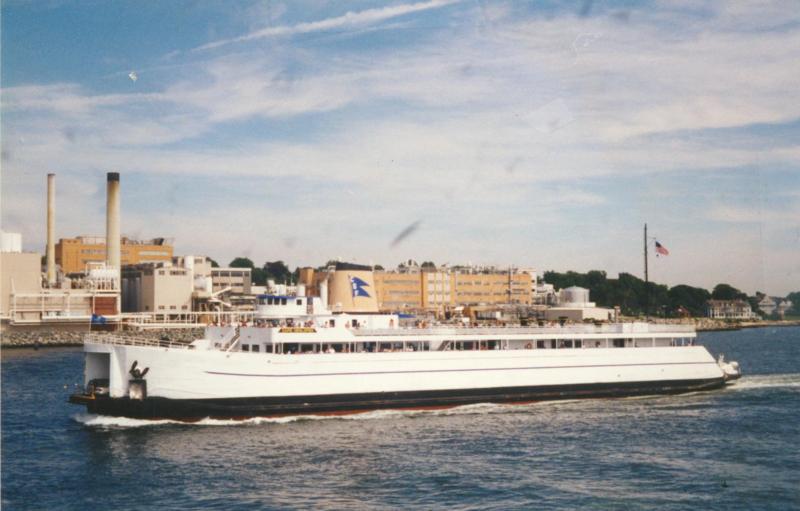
[[122, 263, 192, 313], [1, 250, 43, 322], [375, 271, 423, 311], [452, 270, 532, 306], [56, 236, 173, 275], [211, 267, 252, 295], [372, 265, 534, 314], [706, 300, 757, 320]]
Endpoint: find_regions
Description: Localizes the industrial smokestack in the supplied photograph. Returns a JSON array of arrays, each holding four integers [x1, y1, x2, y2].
[[46, 173, 56, 286], [105, 172, 121, 275]]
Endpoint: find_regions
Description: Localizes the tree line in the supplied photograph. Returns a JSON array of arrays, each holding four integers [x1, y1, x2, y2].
[[543, 270, 799, 318]]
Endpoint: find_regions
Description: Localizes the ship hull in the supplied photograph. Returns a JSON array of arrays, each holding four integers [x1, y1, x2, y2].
[[74, 377, 725, 421]]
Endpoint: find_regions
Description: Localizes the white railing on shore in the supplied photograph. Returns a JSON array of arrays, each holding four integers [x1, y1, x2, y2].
[[83, 333, 193, 350], [352, 323, 696, 337]]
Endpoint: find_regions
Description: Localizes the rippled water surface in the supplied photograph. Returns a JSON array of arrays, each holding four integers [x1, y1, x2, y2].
[[3, 327, 800, 510]]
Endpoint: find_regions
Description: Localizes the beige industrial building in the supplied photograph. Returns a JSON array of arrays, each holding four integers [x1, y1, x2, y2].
[[375, 266, 533, 313], [299, 263, 534, 315], [374, 271, 423, 311], [122, 264, 193, 313], [211, 267, 252, 295], [56, 236, 173, 275], [1, 250, 43, 322]]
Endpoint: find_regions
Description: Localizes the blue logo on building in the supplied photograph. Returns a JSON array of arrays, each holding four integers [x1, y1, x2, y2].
[[350, 276, 371, 298]]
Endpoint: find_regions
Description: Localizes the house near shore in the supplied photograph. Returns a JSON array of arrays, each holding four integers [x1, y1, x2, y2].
[[706, 299, 758, 320], [757, 296, 793, 318]]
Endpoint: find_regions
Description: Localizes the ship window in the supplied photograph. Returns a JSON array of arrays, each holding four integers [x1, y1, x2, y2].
[[575, 340, 582, 348], [297, 299, 302, 305], [251, 345, 260, 353], [241, 344, 250, 352], [550, 340, 556, 349], [536, 340, 545, 349], [281, 298, 287, 305], [563, 340, 573, 348], [613, 339, 625, 348]]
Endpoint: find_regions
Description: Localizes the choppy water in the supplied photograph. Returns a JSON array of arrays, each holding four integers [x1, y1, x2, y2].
[[3, 327, 799, 510]]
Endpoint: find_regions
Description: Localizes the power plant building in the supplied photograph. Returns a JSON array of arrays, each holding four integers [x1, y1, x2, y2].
[[56, 236, 173, 275]]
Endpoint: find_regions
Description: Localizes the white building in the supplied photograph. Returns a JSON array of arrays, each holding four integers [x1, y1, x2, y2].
[[544, 286, 616, 322], [706, 300, 757, 320]]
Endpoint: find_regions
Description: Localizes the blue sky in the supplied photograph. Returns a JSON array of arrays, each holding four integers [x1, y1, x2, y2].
[[2, 0, 798, 295]]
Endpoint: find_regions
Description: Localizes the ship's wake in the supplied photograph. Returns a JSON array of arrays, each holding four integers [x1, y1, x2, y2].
[[725, 373, 800, 391], [71, 401, 582, 429]]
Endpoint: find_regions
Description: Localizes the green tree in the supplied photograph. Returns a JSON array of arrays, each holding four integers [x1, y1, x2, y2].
[[229, 257, 255, 269], [668, 285, 711, 317], [711, 283, 747, 300], [263, 261, 293, 284], [785, 291, 800, 316], [207, 258, 220, 268]]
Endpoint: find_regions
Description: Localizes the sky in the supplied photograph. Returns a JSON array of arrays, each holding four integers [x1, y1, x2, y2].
[[1, 0, 798, 296]]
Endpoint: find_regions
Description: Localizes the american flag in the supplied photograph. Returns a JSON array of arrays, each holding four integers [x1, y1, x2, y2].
[[655, 240, 669, 257]]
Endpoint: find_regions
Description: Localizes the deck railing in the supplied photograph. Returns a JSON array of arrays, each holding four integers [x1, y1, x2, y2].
[[83, 333, 193, 350], [352, 323, 696, 337]]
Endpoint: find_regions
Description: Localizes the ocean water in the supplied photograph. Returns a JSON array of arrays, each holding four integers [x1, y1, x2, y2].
[[2, 327, 799, 510]]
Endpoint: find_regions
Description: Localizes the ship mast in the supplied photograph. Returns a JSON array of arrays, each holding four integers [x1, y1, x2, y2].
[[644, 223, 649, 318]]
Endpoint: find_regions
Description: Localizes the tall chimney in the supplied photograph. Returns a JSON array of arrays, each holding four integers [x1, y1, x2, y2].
[[46, 173, 56, 286], [105, 172, 121, 274]]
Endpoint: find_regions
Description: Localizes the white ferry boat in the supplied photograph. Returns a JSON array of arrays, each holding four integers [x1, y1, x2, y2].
[[69, 291, 741, 420]]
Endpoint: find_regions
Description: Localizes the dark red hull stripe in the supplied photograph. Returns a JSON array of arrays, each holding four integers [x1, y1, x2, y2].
[[72, 377, 726, 421], [205, 361, 716, 378]]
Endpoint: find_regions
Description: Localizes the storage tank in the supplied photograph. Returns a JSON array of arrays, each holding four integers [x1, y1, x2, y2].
[[0, 231, 22, 253], [561, 286, 590, 305]]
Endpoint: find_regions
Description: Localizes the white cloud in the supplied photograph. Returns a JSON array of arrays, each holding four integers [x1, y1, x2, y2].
[[195, 0, 460, 51]]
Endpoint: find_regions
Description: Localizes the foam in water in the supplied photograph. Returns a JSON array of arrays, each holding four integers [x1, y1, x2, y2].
[[726, 373, 800, 390], [71, 400, 587, 429]]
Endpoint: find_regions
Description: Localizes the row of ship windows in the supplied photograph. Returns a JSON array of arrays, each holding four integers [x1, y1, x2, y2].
[[234, 339, 640, 354]]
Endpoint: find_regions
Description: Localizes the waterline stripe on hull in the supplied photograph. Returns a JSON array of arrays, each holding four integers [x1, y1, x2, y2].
[[76, 377, 726, 420], [205, 361, 716, 378]]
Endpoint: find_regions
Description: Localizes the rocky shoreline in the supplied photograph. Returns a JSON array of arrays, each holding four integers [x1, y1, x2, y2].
[[1, 328, 205, 349]]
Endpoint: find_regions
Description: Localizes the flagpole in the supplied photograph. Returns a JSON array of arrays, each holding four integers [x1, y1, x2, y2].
[[644, 223, 649, 319]]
